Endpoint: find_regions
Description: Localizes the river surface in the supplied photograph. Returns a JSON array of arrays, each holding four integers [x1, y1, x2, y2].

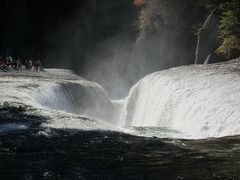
[[0, 62, 240, 179]]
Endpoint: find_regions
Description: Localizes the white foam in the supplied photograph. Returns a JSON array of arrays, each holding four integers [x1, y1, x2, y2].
[[0, 69, 115, 130], [2, 63, 240, 139], [120, 59, 240, 139]]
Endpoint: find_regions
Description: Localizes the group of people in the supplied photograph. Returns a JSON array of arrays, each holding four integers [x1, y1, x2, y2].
[[0, 56, 43, 71]]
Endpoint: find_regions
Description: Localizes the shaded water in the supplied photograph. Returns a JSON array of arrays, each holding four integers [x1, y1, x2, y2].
[[0, 106, 240, 179]]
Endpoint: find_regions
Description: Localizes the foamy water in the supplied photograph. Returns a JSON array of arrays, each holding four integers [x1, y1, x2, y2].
[[0, 69, 116, 132], [1, 61, 240, 139], [120, 59, 240, 139]]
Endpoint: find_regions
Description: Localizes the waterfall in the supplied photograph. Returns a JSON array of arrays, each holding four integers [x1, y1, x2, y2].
[[120, 59, 240, 139], [0, 70, 115, 123], [195, 35, 201, 64], [24, 81, 115, 122], [204, 54, 212, 65], [194, 8, 218, 64]]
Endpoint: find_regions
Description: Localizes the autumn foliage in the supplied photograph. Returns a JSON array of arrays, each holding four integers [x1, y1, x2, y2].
[[133, 0, 145, 7]]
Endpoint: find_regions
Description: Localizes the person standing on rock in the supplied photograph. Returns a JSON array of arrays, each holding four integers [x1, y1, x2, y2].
[[16, 58, 22, 69], [0, 57, 5, 67], [35, 60, 42, 71]]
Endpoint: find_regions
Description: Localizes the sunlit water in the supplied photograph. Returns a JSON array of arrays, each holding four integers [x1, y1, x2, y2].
[[120, 59, 240, 139], [1, 61, 240, 179]]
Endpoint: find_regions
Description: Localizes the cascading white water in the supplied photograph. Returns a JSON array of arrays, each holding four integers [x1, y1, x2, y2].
[[204, 54, 212, 65], [23, 81, 115, 121], [120, 59, 240, 139], [0, 69, 115, 124], [2, 62, 240, 139], [0, 69, 120, 133]]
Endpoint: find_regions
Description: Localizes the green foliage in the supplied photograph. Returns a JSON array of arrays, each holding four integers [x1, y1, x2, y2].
[[135, 0, 240, 61], [216, 35, 240, 55], [216, 0, 240, 57]]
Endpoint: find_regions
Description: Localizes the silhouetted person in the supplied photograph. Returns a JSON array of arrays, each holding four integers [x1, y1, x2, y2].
[[23, 60, 28, 69], [4, 57, 8, 66], [16, 58, 22, 69], [35, 60, 42, 71], [0, 57, 4, 67], [5, 56, 11, 67], [29, 60, 33, 69], [5, 56, 10, 67]]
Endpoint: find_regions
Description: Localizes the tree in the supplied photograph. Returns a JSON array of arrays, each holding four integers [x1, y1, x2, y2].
[[216, 0, 240, 57], [134, 0, 205, 68]]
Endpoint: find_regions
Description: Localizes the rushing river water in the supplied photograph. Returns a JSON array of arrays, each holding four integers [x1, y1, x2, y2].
[[1, 60, 240, 179]]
